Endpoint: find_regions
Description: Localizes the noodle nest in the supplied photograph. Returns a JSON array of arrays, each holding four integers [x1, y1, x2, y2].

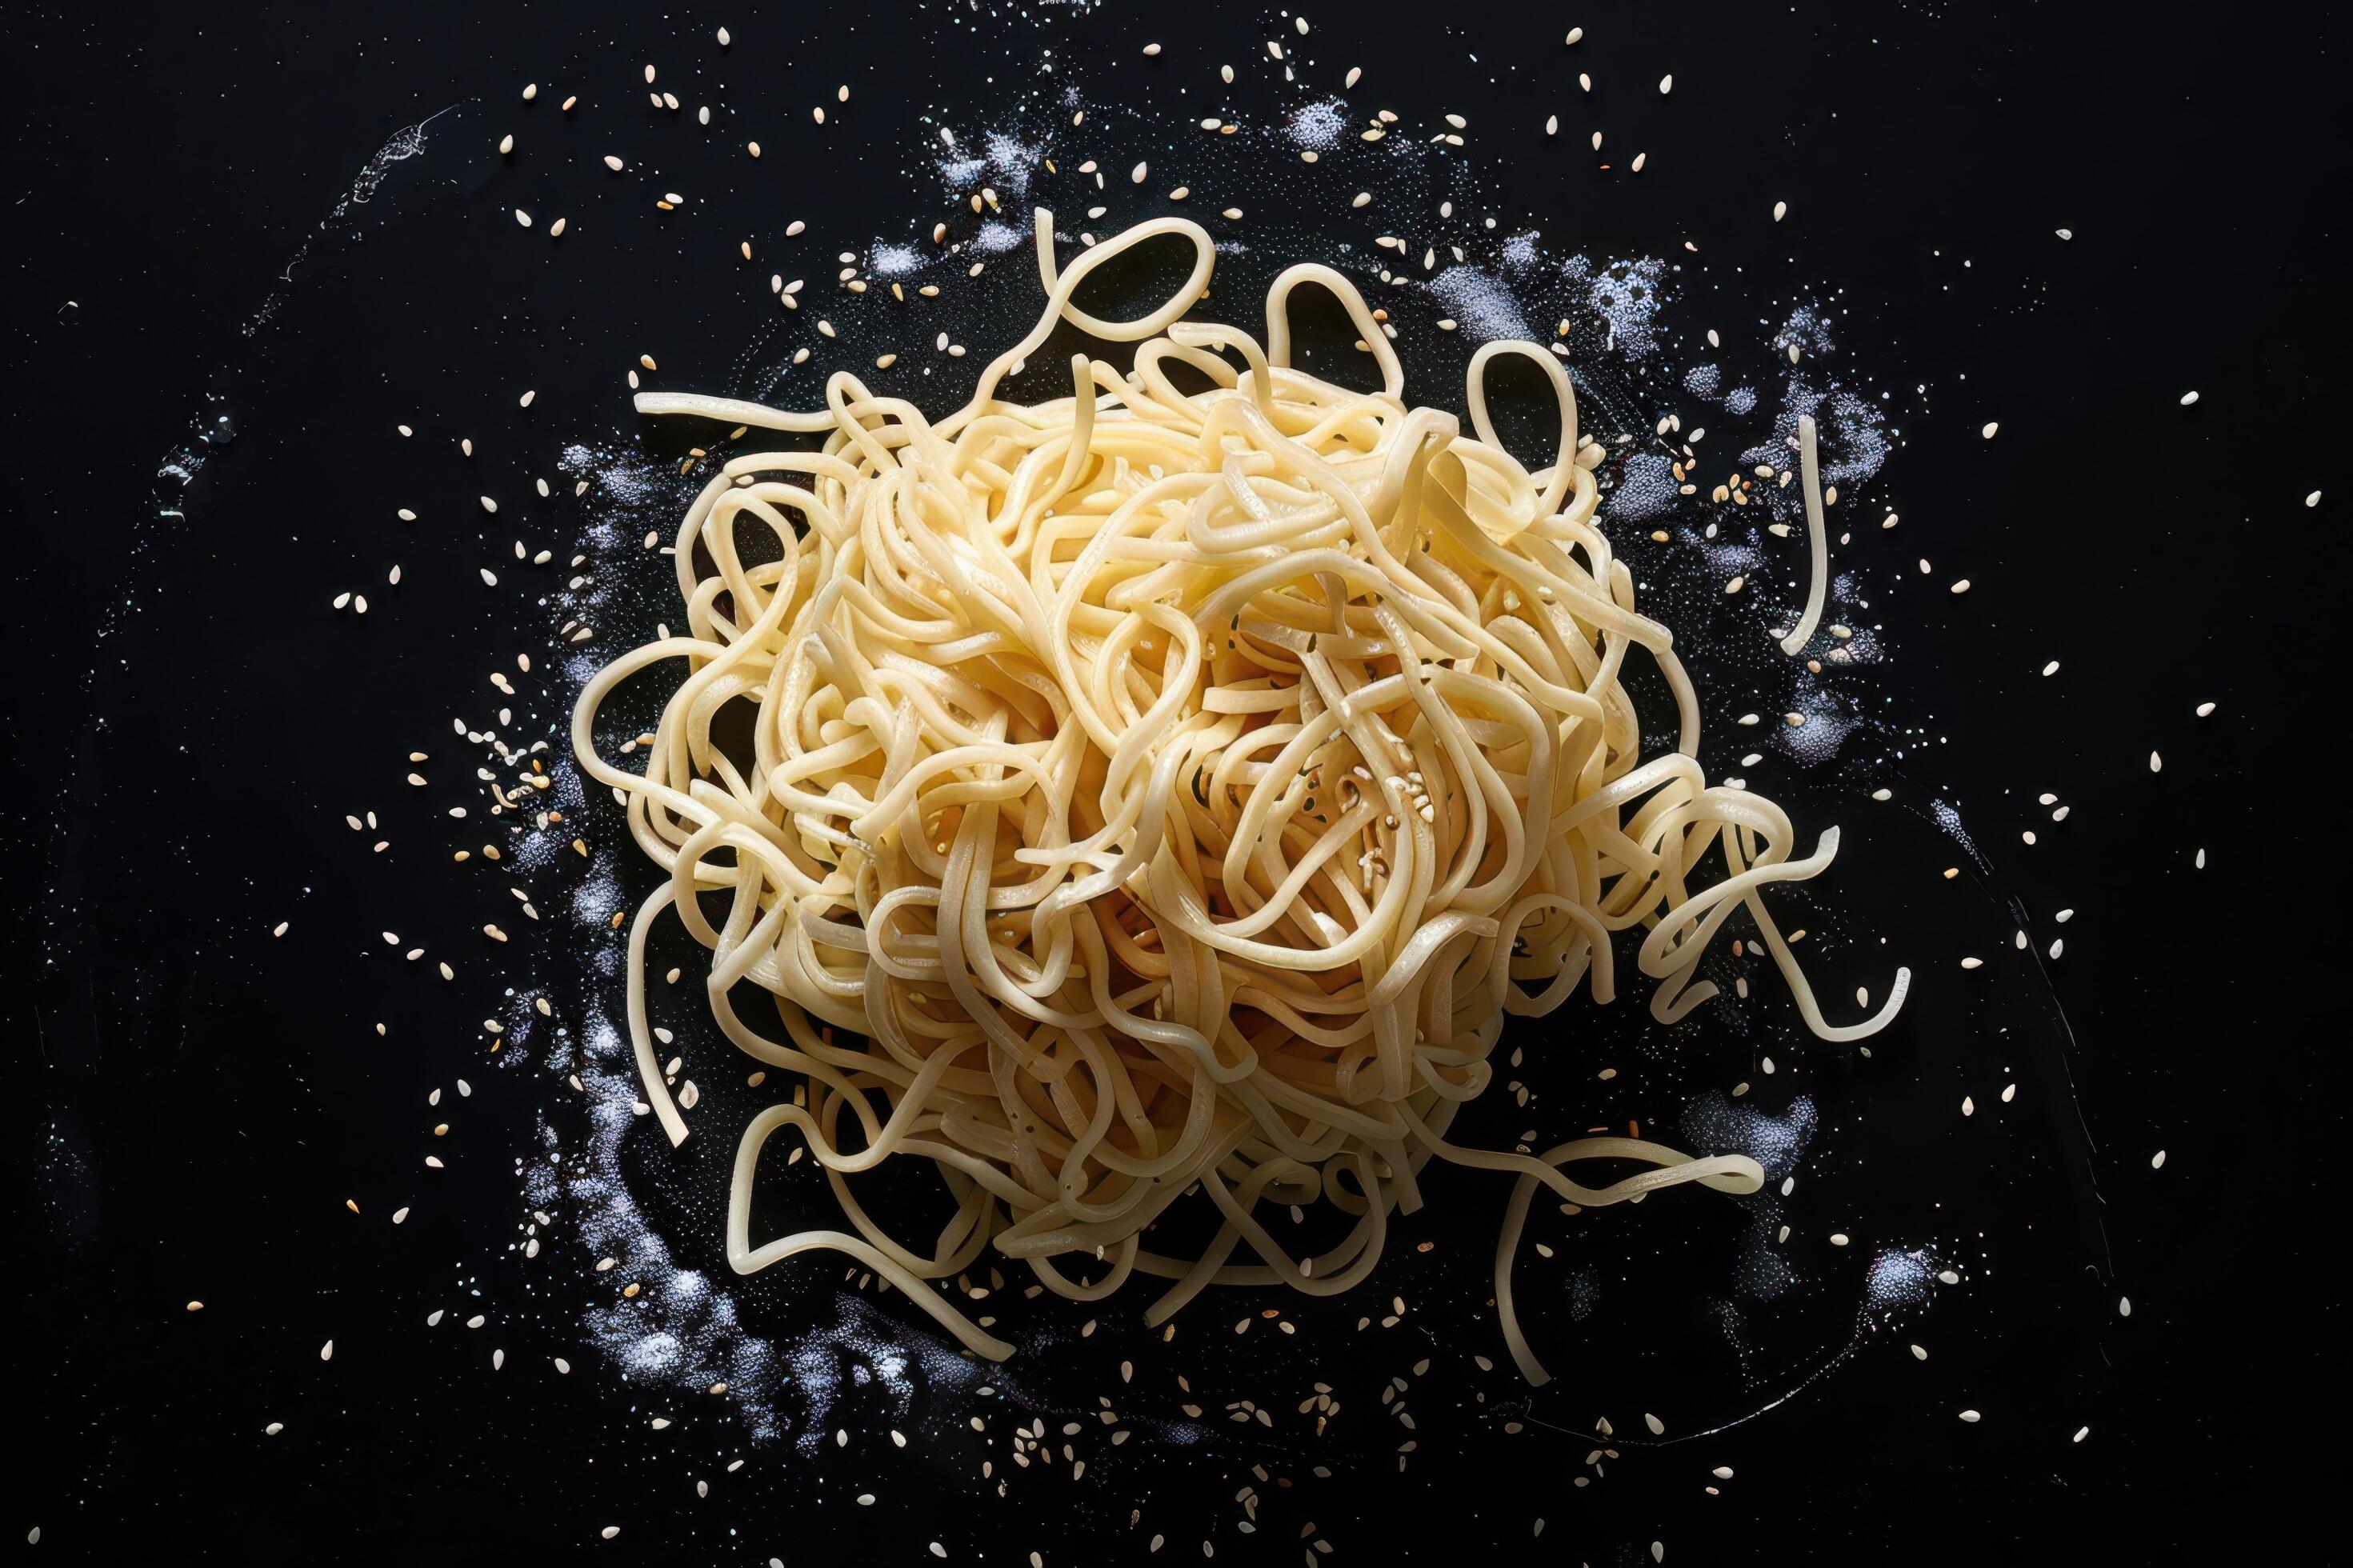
[[574, 211, 1905, 1378]]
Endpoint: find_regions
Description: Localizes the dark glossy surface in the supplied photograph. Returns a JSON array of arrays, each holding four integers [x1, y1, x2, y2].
[[4, 1, 2342, 1561]]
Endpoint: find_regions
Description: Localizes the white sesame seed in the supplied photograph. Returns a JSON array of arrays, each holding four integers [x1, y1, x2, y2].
[[1772, 200, 1787, 222], [1659, 74, 1673, 93], [514, 209, 532, 228], [1958, 1410, 1981, 1423], [717, 26, 730, 45], [1981, 421, 1999, 438], [2179, 390, 2199, 406], [2149, 751, 2162, 773]]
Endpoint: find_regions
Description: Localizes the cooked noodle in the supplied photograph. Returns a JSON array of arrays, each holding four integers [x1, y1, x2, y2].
[[573, 210, 1907, 1371]]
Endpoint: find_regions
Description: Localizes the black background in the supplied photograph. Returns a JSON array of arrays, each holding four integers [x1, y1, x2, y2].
[[3, 0, 2343, 1562]]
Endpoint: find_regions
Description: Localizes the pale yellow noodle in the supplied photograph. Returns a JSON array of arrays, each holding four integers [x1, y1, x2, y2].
[[572, 210, 1907, 1371]]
